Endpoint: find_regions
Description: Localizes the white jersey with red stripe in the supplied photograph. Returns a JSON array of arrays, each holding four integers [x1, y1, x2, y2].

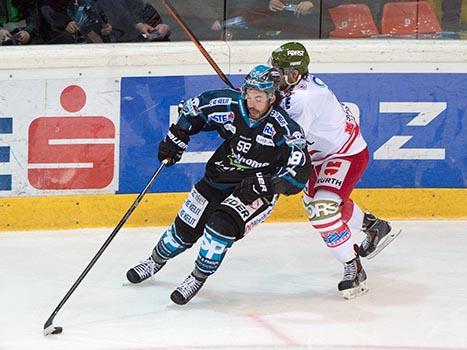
[[279, 74, 367, 165]]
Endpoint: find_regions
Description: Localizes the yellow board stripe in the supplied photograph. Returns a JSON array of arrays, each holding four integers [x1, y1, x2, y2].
[[1, 189, 466, 231]]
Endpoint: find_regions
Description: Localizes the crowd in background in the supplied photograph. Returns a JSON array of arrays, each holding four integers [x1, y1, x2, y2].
[[1, 0, 466, 45]]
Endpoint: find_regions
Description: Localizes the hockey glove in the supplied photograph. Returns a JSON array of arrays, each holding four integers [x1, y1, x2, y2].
[[233, 173, 274, 205], [158, 124, 190, 166]]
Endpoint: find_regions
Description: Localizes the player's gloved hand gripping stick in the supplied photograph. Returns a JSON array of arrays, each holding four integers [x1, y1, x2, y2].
[[158, 124, 190, 166]]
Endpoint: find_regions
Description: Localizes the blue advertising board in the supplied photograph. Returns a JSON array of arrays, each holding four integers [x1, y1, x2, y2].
[[119, 73, 467, 193]]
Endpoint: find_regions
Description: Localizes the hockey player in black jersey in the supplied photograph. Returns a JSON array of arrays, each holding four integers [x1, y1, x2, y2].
[[126, 64, 311, 305]]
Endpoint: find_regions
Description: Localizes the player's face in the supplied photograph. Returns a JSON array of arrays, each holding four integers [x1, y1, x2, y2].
[[245, 88, 274, 120], [275, 67, 300, 89], [275, 67, 288, 90]]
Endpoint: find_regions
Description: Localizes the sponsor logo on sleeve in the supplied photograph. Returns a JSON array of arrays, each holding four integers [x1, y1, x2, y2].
[[271, 109, 288, 127], [209, 97, 232, 106]]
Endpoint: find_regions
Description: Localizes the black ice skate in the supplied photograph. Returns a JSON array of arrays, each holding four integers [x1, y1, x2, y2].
[[170, 273, 206, 305], [358, 212, 401, 259], [338, 256, 368, 300], [126, 256, 166, 284]]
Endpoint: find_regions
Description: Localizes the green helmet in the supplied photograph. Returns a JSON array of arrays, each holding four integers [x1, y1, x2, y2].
[[269, 42, 310, 75]]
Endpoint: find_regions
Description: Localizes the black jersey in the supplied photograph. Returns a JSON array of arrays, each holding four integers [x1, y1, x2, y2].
[[176, 88, 311, 195]]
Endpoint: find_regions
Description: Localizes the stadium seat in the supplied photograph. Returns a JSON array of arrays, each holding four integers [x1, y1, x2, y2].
[[381, 1, 442, 36], [329, 4, 379, 38]]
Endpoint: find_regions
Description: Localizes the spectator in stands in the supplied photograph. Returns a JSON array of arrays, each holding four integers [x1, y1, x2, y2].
[[441, 0, 463, 32], [137, 2, 170, 41], [39, 0, 112, 44], [268, 0, 314, 16], [212, 0, 319, 40], [1, 0, 41, 45], [154, 0, 223, 41], [96, 0, 170, 42]]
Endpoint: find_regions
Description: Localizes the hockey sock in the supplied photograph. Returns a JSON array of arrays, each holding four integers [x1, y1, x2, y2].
[[195, 224, 234, 276], [341, 198, 365, 233], [308, 198, 357, 263], [154, 224, 193, 262], [317, 221, 356, 263]]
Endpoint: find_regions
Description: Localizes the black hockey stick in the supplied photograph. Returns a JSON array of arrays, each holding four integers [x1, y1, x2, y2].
[[160, 0, 236, 90], [43, 160, 167, 336]]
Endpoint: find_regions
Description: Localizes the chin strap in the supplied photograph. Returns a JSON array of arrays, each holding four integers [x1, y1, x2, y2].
[[284, 73, 302, 87]]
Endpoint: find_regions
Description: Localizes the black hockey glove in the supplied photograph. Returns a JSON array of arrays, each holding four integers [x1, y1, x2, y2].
[[158, 124, 190, 166], [233, 173, 274, 205]]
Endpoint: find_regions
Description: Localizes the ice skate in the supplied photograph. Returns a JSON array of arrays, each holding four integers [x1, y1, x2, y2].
[[170, 273, 206, 305], [358, 212, 401, 259], [126, 256, 166, 284], [338, 256, 368, 300]]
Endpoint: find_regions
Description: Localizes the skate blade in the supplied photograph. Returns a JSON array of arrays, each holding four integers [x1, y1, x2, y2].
[[366, 229, 402, 260], [341, 281, 369, 300], [122, 278, 157, 287]]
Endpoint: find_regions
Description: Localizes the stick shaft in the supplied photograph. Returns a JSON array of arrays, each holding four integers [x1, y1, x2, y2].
[[160, 0, 236, 90], [44, 162, 166, 332]]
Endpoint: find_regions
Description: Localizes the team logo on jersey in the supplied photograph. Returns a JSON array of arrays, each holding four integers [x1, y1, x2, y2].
[[209, 97, 232, 106], [256, 135, 274, 147], [208, 112, 235, 124], [263, 123, 276, 137], [312, 76, 326, 88], [182, 98, 201, 117], [286, 131, 307, 149], [224, 123, 236, 134], [271, 110, 288, 127]]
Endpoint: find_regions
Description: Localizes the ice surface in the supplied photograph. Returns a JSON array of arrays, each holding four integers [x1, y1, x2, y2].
[[1, 221, 466, 350]]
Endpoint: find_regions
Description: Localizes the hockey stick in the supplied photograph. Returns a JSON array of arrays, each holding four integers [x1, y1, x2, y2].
[[160, 0, 236, 90], [43, 160, 167, 336]]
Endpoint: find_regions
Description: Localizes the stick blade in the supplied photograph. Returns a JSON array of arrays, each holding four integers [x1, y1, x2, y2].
[[44, 325, 63, 336], [44, 316, 63, 336]]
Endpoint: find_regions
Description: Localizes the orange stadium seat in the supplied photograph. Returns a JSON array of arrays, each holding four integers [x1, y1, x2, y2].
[[329, 4, 379, 38], [381, 1, 442, 36]]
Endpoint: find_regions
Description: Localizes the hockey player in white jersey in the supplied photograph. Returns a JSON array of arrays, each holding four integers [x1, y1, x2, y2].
[[269, 42, 399, 299]]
